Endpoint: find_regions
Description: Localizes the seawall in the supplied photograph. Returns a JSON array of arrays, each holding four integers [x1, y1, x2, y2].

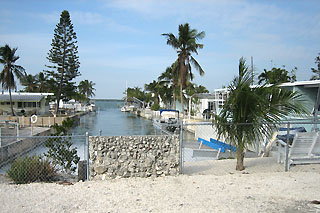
[[0, 128, 51, 167], [89, 135, 180, 180]]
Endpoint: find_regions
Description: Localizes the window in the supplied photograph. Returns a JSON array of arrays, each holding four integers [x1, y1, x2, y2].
[[208, 102, 214, 111], [18, 102, 22, 108]]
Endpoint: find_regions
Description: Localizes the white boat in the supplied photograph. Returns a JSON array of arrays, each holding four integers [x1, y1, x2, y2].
[[152, 109, 180, 134], [121, 106, 130, 112]]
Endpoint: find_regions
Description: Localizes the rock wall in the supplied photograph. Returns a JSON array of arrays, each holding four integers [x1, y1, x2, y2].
[[89, 135, 180, 180]]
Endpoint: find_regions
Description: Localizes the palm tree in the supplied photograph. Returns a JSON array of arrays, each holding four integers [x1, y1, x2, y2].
[[158, 61, 179, 109], [258, 67, 294, 85], [214, 57, 306, 171], [78, 80, 96, 101], [157, 83, 172, 109], [37, 72, 49, 92], [21, 74, 38, 92], [0, 44, 26, 115], [162, 23, 205, 116], [145, 80, 160, 105]]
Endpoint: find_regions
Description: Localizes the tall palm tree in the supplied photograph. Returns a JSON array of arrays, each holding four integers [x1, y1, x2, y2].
[[0, 44, 26, 115], [163, 23, 205, 116], [214, 57, 306, 171], [78, 80, 96, 101]]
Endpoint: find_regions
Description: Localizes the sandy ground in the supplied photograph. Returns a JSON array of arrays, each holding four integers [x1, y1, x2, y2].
[[1, 157, 320, 213]]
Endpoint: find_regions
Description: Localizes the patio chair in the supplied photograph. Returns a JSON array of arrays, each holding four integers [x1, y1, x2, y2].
[[289, 132, 320, 168]]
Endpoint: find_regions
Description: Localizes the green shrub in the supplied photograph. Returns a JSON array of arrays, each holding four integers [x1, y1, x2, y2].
[[7, 155, 56, 184], [151, 103, 160, 111], [44, 118, 80, 173]]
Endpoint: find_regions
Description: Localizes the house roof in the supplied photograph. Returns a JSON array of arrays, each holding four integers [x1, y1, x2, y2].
[[0, 92, 54, 102], [279, 80, 320, 88], [196, 80, 320, 100], [194, 93, 216, 99]]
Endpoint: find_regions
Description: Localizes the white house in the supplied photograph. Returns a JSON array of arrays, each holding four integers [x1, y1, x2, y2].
[[193, 88, 229, 119], [194, 80, 320, 120], [0, 92, 54, 116]]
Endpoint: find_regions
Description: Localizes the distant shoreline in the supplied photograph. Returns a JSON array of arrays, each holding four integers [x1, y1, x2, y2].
[[92, 99, 123, 101]]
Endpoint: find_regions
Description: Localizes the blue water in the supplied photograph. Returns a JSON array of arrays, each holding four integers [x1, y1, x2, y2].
[[71, 100, 159, 136]]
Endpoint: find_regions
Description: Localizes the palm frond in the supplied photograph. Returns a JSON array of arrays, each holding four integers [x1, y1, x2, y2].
[[190, 56, 204, 76]]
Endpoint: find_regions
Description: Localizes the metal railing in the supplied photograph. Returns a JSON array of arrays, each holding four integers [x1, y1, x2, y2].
[[179, 119, 320, 173]]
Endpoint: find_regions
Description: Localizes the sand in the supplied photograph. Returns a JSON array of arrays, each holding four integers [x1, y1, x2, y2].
[[1, 157, 320, 212]]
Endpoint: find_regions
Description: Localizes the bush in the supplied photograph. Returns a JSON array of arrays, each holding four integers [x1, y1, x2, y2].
[[151, 103, 160, 111], [44, 117, 80, 173], [7, 155, 56, 184]]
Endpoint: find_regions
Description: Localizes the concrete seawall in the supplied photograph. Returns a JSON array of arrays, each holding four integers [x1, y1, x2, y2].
[[0, 128, 51, 167]]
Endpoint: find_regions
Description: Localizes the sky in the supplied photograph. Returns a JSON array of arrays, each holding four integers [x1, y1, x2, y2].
[[1, 0, 320, 99]]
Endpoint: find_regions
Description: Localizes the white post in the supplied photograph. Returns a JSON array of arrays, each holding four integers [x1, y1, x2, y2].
[[188, 97, 191, 120], [16, 122, 19, 136]]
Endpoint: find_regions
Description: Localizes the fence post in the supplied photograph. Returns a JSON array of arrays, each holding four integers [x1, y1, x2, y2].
[[179, 120, 183, 174], [86, 132, 90, 180], [285, 122, 290, 172], [16, 122, 19, 137]]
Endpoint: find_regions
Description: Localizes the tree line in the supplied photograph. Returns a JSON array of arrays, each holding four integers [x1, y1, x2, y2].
[[125, 22, 320, 116], [126, 23, 208, 113], [0, 10, 95, 115]]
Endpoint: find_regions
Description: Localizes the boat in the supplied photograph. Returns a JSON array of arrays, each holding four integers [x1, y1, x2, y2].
[[153, 109, 180, 134], [121, 81, 130, 112], [121, 106, 130, 112]]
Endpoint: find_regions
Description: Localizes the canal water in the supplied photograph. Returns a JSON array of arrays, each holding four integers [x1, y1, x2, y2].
[[71, 99, 160, 136]]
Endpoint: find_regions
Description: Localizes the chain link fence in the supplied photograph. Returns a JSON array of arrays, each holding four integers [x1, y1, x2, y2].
[[0, 134, 89, 183], [180, 118, 320, 173]]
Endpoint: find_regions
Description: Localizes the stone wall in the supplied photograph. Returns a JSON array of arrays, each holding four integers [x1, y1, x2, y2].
[[89, 135, 180, 180]]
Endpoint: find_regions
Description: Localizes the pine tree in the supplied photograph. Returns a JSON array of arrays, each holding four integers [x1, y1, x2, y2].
[[45, 10, 80, 114]]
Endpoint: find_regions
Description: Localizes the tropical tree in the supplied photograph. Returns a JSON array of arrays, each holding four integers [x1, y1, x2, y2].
[[310, 53, 320, 80], [258, 66, 296, 84], [145, 80, 160, 105], [21, 74, 38, 92], [162, 23, 205, 115], [37, 72, 49, 93], [0, 44, 26, 115], [185, 83, 209, 116], [126, 87, 151, 104], [45, 10, 80, 114], [78, 80, 96, 101], [214, 57, 306, 171], [158, 61, 180, 109]]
